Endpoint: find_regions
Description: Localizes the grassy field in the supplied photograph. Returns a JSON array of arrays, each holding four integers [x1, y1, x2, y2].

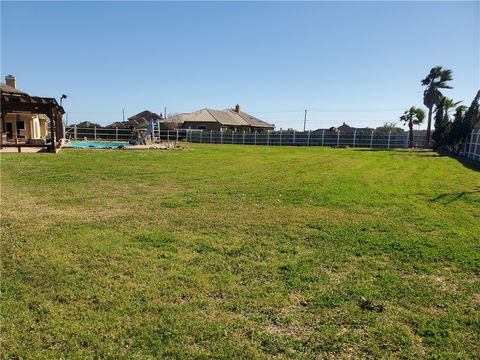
[[1, 144, 479, 359]]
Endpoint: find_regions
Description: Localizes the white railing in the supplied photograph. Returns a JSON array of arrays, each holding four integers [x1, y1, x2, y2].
[[184, 129, 427, 149], [462, 129, 480, 161], [65, 126, 430, 149]]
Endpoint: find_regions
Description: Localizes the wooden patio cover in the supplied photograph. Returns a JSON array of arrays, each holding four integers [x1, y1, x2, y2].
[[0, 91, 65, 152]]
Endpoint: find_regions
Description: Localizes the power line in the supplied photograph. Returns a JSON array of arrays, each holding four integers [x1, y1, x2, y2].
[[66, 106, 409, 116], [272, 119, 401, 123]]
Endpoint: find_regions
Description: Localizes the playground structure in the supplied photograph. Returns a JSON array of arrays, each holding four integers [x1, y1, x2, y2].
[[128, 120, 161, 145]]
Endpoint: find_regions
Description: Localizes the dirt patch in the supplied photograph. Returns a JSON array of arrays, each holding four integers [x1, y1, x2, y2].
[[265, 323, 310, 340]]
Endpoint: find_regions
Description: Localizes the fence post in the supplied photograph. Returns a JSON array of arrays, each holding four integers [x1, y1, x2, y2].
[[293, 130, 296, 146], [308, 130, 311, 146], [353, 130, 356, 148], [321, 130, 325, 146], [267, 130, 270, 146], [280, 130, 283, 146], [475, 129, 480, 160], [387, 131, 391, 149], [167, 130, 170, 141], [210, 130, 213, 144], [337, 131, 340, 147], [472, 130, 479, 160], [220, 130, 223, 144], [74, 124, 77, 140], [232, 131, 234, 144], [370, 131, 374, 148], [200, 131, 202, 143], [254, 131, 257, 145], [94, 126, 97, 140], [115, 127, 118, 141], [176, 129, 179, 141], [468, 131, 475, 157], [243, 131, 245, 145]]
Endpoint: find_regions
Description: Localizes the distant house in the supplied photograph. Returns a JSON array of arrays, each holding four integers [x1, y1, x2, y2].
[[314, 122, 374, 133], [0, 75, 65, 149], [106, 110, 163, 129], [162, 105, 274, 132], [335, 122, 374, 133], [74, 121, 102, 128]]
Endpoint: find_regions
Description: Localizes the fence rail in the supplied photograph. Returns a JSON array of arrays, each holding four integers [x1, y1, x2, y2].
[[461, 129, 480, 161], [65, 126, 480, 160], [65, 126, 430, 149]]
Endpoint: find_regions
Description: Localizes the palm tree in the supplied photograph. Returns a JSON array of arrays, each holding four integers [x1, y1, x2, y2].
[[421, 66, 453, 145], [439, 96, 462, 114], [400, 107, 425, 148]]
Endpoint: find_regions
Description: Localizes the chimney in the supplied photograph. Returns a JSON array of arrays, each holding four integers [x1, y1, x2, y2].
[[5, 75, 16, 88], [234, 104, 240, 113]]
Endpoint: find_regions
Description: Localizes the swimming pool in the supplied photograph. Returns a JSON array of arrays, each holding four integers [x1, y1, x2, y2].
[[68, 141, 132, 148]]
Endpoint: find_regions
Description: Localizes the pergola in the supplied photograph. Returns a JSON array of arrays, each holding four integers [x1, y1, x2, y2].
[[0, 91, 65, 152]]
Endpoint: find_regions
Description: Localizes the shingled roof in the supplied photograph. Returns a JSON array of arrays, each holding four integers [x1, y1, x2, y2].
[[163, 106, 274, 129], [0, 82, 28, 95], [105, 110, 163, 129], [128, 110, 163, 122], [235, 110, 274, 128]]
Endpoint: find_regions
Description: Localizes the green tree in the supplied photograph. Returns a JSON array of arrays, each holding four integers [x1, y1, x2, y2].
[[447, 90, 480, 155], [421, 66, 453, 145], [432, 97, 461, 150], [399, 107, 425, 148], [375, 122, 404, 133]]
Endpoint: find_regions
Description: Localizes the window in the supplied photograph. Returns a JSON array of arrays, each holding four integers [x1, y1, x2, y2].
[[16, 120, 25, 137]]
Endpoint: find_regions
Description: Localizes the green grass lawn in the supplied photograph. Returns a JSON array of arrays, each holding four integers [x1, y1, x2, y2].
[[1, 144, 479, 359]]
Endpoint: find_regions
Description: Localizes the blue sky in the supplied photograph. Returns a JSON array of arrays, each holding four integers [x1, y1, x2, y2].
[[1, 1, 479, 130]]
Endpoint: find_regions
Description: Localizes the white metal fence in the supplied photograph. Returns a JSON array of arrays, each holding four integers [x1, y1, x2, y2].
[[184, 129, 429, 149], [64, 126, 480, 160], [65, 126, 430, 149], [461, 129, 480, 161]]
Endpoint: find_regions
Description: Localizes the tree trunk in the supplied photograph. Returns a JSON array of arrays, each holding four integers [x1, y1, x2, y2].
[[409, 121, 414, 148], [425, 106, 433, 146]]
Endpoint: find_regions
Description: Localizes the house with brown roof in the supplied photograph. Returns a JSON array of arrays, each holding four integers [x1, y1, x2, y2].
[[162, 105, 274, 132], [318, 122, 374, 133], [74, 121, 102, 128], [1, 75, 65, 149], [106, 110, 163, 129]]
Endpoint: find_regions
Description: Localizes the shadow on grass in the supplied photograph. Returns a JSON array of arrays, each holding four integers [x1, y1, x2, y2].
[[389, 153, 447, 158], [354, 149, 480, 169], [353, 148, 397, 152], [430, 186, 480, 204], [353, 148, 446, 157], [448, 153, 480, 172]]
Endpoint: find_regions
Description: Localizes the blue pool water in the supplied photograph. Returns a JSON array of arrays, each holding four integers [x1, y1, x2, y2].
[[69, 141, 132, 148]]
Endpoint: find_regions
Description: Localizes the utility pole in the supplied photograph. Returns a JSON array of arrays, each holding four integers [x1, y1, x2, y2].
[[164, 107, 167, 119], [122, 108, 125, 121], [303, 109, 307, 132]]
